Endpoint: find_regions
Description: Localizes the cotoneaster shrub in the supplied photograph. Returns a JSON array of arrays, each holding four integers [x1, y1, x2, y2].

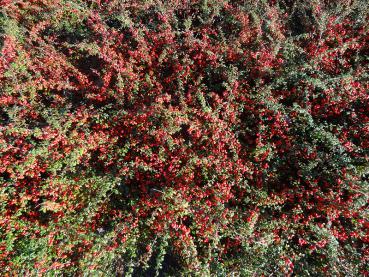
[[0, 0, 368, 275]]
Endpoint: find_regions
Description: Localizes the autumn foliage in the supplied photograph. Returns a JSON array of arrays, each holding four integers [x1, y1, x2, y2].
[[0, 0, 368, 275]]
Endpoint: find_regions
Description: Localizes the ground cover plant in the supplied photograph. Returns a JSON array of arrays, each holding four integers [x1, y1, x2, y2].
[[0, 0, 368, 275]]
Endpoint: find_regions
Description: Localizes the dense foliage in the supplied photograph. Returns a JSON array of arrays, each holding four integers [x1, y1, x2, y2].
[[0, 0, 368, 275]]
